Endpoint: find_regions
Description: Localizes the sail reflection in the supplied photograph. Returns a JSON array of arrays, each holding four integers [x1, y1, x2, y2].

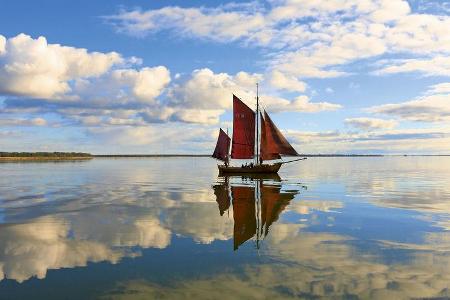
[[213, 175, 301, 250]]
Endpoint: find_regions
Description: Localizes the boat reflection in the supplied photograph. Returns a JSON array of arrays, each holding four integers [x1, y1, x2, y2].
[[213, 174, 304, 250]]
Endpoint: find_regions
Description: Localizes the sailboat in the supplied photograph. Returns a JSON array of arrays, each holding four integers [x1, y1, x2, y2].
[[213, 175, 300, 250], [212, 84, 305, 174]]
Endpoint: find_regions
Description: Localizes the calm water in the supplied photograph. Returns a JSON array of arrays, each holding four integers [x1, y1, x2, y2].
[[0, 157, 450, 299]]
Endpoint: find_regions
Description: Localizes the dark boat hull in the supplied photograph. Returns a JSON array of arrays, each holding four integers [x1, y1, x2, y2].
[[218, 163, 282, 175]]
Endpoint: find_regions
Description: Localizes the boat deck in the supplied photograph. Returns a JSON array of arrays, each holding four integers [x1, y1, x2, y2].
[[218, 163, 282, 174]]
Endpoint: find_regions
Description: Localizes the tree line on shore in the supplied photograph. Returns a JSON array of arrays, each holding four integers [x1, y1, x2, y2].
[[0, 152, 92, 157]]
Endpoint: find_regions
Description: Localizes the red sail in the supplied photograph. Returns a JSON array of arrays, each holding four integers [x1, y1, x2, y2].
[[260, 113, 281, 161], [212, 128, 231, 162], [231, 95, 255, 159], [232, 186, 256, 250], [260, 111, 298, 160]]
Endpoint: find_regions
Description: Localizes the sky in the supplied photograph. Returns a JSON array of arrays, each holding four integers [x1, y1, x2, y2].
[[1, 0, 450, 154]]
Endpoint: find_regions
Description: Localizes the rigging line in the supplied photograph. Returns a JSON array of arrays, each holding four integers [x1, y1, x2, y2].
[[279, 157, 307, 164]]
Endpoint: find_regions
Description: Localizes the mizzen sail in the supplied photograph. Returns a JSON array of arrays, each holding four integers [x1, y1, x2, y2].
[[260, 112, 281, 161], [212, 128, 231, 162], [260, 111, 298, 160], [231, 95, 255, 159]]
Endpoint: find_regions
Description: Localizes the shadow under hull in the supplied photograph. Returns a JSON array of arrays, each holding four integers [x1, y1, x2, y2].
[[218, 163, 282, 175]]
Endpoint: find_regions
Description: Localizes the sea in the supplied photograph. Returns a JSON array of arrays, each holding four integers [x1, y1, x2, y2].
[[0, 157, 449, 299]]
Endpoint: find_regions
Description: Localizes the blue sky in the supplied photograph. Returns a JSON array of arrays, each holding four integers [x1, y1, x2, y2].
[[1, 0, 450, 154]]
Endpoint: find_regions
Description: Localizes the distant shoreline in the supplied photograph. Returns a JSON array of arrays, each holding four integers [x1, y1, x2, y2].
[[93, 154, 450, 157], [0, 152, 93, 161], [0, 157, 93, 161], [1, 153, 449, 161], [93, 154, 211, 158]]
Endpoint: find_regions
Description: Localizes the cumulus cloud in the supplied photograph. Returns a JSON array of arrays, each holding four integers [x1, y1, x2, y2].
[[168, 68, 340, 116], [168, 68, 257, 110], [0, 33, 123, 98], [108, 67, 171, 103], [268, 70, 306, 92], [0, 33, 180, 129], [0, 35, 338, 131], [345, 117, 398, 130]]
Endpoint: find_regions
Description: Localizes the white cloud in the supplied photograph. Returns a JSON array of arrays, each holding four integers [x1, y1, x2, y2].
[[0, 117, 48, 127], [171, 109, 224, 125], [288, 127, 450, 154], [268, 70, 306, 92], [105, 0, 450, 80], [0, 34, 123, 98], [369, 0, 411, 23], [368, 94, 450, 122], [168, 68, 249, 110], [105, 5, 267, 43], [169, 68, 340, 115], [345, 117, 398, 130], [289, 95, 342, 112], [386, 14, 450, 54], [427, 82, 450, 94], [109, 67, 171, 103], [376, 56, 450, 77], [0, 35, 5, 54]]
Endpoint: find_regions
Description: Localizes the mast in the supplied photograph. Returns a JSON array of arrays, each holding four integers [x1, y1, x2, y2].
[[256, 83, 260, 165]]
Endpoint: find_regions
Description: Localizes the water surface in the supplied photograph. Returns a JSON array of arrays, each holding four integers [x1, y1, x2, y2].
[[0, 157, 449, 299]]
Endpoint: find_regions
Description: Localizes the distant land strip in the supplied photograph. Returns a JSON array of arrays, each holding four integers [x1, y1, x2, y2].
[[93, 154, 385, 157], [93, 154, 450, 157], [1, 152, 449, 161], [0, 152, 92, 161], [94, 154, 210, 157]]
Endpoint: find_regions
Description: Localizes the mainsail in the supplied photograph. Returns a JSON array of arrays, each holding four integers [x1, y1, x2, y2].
[[260, 111, 298, 160], [212, 128, 231, 162], [231, 95, 255, 159]]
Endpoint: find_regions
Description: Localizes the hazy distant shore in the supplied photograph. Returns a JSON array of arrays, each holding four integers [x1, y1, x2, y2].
[[93, 154, 450, 157], [0, 157, 93, 161], [1, 153, 449, 161], [0, 152, 92, 161]]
